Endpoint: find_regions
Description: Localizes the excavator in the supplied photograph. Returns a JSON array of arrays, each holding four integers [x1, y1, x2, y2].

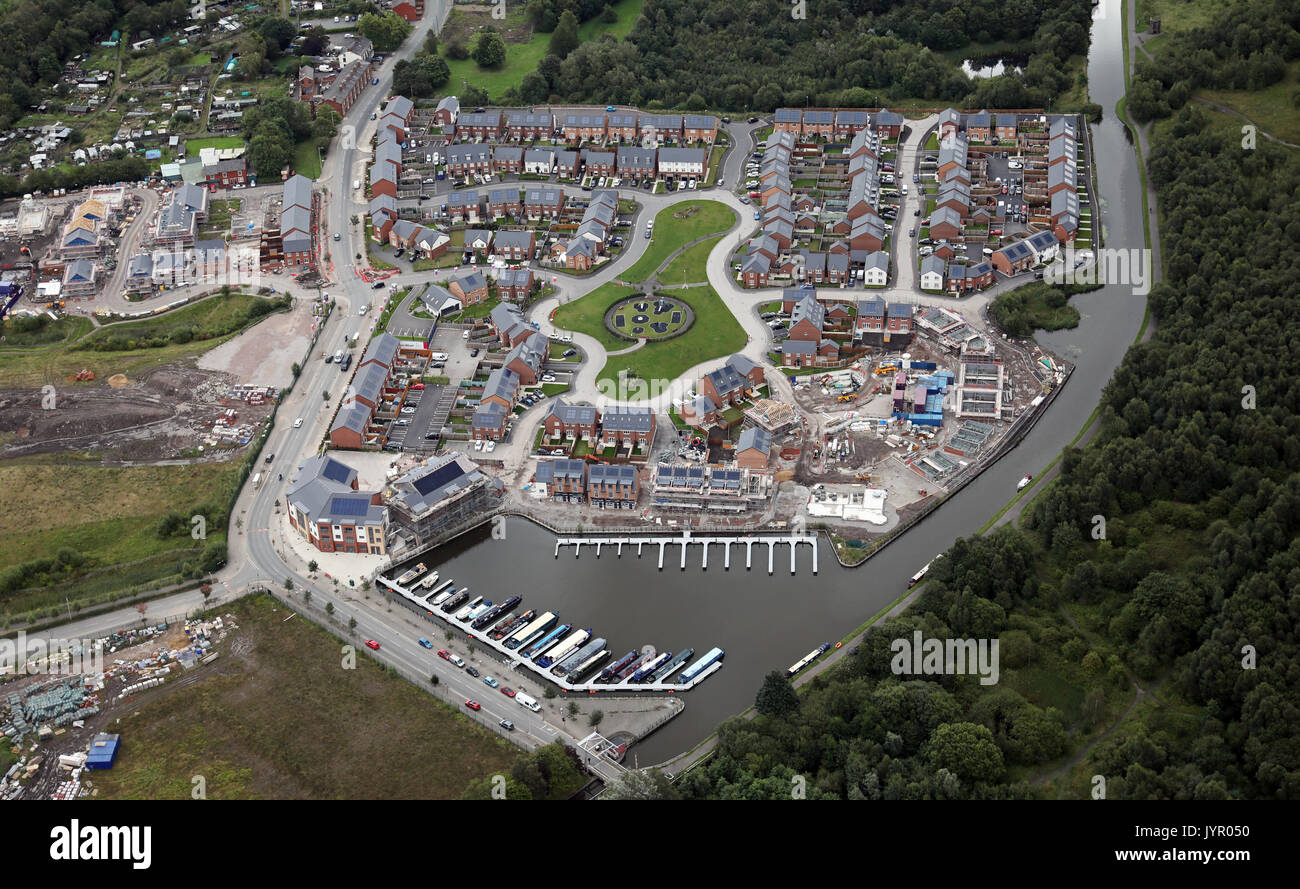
[[67, 369, 94, 382]]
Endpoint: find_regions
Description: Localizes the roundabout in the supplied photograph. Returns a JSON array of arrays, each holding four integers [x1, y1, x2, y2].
[[604, 292, 694, 341]]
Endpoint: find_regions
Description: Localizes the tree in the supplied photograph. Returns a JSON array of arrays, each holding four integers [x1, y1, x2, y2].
[[543, 684, 557, 699], [601, 768, 682, 800], [474, 29, 506, 69], [258, 17, 295, 56], [445, 40, 469, 60], [326, 601, 335, 616], [754, 671, 799, 717], [422, 31, 439, 55], [567, 702, 579, 717], [520, 71, 550, 104], [308, 560, 319, 573], [588, 709, 604, 727], [430, 674, 439, 685], [358, 11, 411, 53], [284, 578, 295, 591], [926, 722, 1004, 784], [549, 10, 580, 59], [349, 616, 358, 632], [303, 589, 311, 603]]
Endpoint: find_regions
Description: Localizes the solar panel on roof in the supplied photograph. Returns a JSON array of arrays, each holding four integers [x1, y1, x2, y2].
[[330, 496, 371, 517], [322, 460, 352, 483], [412, 461, 467, 497]]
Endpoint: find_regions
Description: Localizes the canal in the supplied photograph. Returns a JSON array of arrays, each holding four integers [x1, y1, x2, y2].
[[404, 0, 1148, 766]]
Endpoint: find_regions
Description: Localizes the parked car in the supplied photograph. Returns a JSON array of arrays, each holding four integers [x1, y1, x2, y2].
[[418, 638, 432, 649], [411, 383, 425, 390], [501, 687, 516, 697], [483, 676, 499, 688], [466, 667, 480, 678], [485, 441, 496, 453], [562, 348, 577, 358], [400, 407, 416, 414], [372, 281, 385, 289], [437, 649, 451, 660], [365, 640, 380, 650], [470, 348, 479, 357]]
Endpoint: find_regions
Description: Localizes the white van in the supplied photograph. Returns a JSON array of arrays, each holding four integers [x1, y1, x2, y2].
[[429, 351, 449, 361], [447, 654, 466, 668], [515, 692, 541, 713]]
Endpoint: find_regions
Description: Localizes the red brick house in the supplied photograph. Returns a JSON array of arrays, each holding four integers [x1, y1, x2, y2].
[[543, 400, 599, 441], [448, 270, 489, 305], [393, 0, 423, 23], [587, 464, 638, 510]]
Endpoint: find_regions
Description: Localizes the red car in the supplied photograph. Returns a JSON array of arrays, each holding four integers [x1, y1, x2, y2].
[[411, 383, 425, 390], [365, 640, 380, 650], [990, 229, 1002, 236], [464, 700, 481, 711], [437, 649, 451, 660], [501, 687, 516, 698]]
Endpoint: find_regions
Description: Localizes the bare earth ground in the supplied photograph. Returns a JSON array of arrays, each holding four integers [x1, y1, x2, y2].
[[198, 298, 316, 388], [0, 366, 272, 463]]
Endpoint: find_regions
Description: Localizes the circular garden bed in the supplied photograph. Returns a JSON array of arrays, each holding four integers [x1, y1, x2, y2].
[[604, 293, 694, 341]]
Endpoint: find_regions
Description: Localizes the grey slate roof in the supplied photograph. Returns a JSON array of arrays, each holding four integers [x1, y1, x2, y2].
[[736, 426, 771, 456], [601, 405, 654, 433]]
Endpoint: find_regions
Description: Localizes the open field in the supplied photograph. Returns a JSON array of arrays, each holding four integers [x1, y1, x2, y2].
[[0, 454, 236, 622], [551, 282, 640, 351], [598, 285, 745, 389], [441, 0, 643, 101], [0, 294, 288, 388], [621, 201, 735, 283], [90, 594, 519, 799], [1198, 60, 1300, 145]]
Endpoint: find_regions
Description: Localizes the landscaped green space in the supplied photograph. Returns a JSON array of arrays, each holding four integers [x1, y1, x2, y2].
[[551, 282, 640, 351], [91, 594, 519, 799], [659, 234, 723, 286], [989, 281, 1088, 337], [621, 201, 735, 283], [0, 315, 93, 347], [598, 286, 745, 394]]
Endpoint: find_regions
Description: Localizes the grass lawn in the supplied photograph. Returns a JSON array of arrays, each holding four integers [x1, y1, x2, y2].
[[442, 0, 642, 102], [541, 382, 570, 397], [551, 282, 640, 351], [293, 139, 324, 180], [439, 295, 501, 323], [598, 286, 745, 394], [90, 594, 519, 799], [185, 136, 245, 153], [621, 201, 736, 283], [1198, 60, 1300, 145], [659, 234, 722, 286], [0, 315, 93, 347]]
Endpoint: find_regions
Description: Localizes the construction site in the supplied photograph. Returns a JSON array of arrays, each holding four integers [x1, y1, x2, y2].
[[0, 367, 276, 463], [0, 615, 232, 800], [784, 314, 1070, 541]]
